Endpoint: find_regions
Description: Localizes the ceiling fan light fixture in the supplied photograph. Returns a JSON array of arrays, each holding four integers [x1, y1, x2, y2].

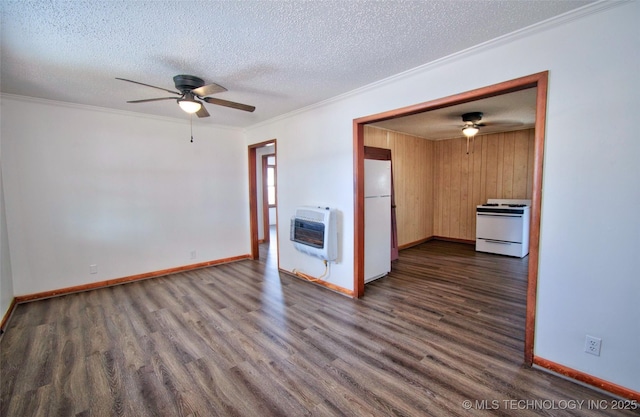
[[117, 75, 255, 118], [178, 99, 202, 114], [462, 125, 479, 137]]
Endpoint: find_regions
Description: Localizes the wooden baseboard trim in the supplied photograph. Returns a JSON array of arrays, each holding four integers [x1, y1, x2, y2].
[[398, 237, 434, 250], [432, 236, 476, 245], [14, 254, 252, 304], [280, 268, 355, 298], [534, 356, 640, 401], [0, 298, 17, 334], [398, 236, 475, 250]]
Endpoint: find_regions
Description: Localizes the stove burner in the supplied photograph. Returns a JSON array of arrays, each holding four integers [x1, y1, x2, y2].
[[483, 203, 500, 206], [507, 204, 527, 207]]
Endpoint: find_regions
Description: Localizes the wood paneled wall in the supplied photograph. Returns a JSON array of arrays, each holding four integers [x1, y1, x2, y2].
[[364, 126, 535, 244], [434, 129, 535, 240], [364, 126, 433, 247]]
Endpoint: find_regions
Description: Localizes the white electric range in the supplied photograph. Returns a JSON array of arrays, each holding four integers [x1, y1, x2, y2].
[[476, 199, 531, 258]]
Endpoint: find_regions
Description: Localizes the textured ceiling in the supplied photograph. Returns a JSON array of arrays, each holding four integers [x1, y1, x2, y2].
[[1, 0, 592, 127]]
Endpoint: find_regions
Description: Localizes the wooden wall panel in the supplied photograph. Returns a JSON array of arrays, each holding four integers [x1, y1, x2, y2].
[[526, 128, 535, 199], [364, 126, 433, 247], [434, 128, 535, 240], [364, 126, 534, 245], [513, 131, 530, 198], [363, 125, 389, 149]]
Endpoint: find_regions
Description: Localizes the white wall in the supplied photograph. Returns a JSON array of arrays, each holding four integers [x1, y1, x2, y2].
[[268, 207, 276, 226], [247, 106, 355, 287], [0, 162, 15, 320], [246, 2, 639, 392], [1, 96, 250, 296]]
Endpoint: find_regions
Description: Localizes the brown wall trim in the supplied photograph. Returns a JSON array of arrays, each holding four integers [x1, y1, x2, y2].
[[0, 298, 17, 333], [534, 356, 640, 401], [398, 236, 475, 250], [14, 254, 251, 304], [248, 146, 259, 260], [354, 74, 541, 126], [353, 122, 366, 298], [248, 139, 277, 261], [261, 154, 272, 243], [524, 75, 548, 366], [280, 269, 355, 298], [432, 236, 475, 245], [398, 237, 434, 250], [363, 146, 392, 160]]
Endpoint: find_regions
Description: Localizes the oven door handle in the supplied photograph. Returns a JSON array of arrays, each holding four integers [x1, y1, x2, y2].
[[476, 213, 522, 218], [481, 239, 513, 245]]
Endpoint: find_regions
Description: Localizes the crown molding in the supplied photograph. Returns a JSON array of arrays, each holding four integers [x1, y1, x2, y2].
[[247, 0, 625, 131], [0, 93, 243, 133]]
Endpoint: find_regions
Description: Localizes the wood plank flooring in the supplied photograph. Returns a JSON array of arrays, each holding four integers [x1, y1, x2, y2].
[[1, 239, 637, 416]]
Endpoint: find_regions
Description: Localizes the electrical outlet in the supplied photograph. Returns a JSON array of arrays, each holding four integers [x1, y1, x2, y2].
[[584, 335, 601, 356], [89, 264, 98, 274], [190, 250, 197, 260]]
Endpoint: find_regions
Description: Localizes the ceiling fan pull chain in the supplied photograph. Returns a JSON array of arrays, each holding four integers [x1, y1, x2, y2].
[[466, 136, 470, 154], [190, 114, 194, 143]]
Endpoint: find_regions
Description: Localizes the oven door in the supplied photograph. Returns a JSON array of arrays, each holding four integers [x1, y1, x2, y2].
[[476, 212, 524, 243]]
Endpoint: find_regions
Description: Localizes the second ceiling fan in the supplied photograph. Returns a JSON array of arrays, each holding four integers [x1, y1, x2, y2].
[[116, 74, 256, 118], [459, 111, 523, 154]]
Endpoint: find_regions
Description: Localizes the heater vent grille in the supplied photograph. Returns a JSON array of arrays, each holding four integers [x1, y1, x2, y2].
[[290, 206, 338, 261]]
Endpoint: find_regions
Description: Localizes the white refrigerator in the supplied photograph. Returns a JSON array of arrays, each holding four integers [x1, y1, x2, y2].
[[364, 159, 392, 283]]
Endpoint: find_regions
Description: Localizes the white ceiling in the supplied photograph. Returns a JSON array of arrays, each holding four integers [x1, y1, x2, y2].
[[0, 1, 592, 128], [370, 87, 537, 140]]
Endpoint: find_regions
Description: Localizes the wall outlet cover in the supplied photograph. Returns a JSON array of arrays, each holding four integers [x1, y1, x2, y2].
[[584, 335, 602, 356]]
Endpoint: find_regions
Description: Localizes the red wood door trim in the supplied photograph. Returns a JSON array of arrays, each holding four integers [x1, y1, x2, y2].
[[248, 146, 259, 259], [261, 155, 271, 243], [248, 140, 277, 260]]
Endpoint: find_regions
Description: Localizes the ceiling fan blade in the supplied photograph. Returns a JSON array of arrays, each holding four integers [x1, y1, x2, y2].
[[485, 121, 525, 129], [196, 104, 210, 118], [126, 97, 178, 103], [192, 82, 227, 97], [116, 78, 181, 95], [203, 97, 256, 112]]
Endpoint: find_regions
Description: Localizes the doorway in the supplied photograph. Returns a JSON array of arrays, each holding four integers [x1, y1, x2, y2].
[[248, 140, 278, 264], [353, 72, 548, 366], [261, 154, 277, 244]]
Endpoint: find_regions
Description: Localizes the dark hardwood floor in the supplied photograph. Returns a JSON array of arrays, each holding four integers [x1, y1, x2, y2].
[[1, 236, 637, 416]]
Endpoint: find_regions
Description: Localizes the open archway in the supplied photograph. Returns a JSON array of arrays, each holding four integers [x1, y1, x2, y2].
[[353, 71, 548, 366]]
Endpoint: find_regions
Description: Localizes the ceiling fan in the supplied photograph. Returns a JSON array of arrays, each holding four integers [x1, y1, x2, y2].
[[461, 112, 484, 138], [459, 112, 484, 155], [116, 74, 256, 118], [459, 111, 523, 154], [460, 111, 524, 137]]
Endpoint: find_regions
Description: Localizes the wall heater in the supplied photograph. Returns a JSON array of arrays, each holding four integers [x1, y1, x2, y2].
[[290, 206, 338, 261]]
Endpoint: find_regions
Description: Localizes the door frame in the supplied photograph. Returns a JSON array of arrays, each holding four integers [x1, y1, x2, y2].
[[353, 71, 548, 366], [248, 139, 277, 260]]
